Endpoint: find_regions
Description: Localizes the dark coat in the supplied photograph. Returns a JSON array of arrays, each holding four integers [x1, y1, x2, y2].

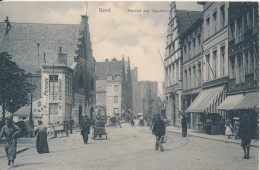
[[239, 119, 251, 139], [152, 118, 165, 137], [80, 119, 91, 134], [181, 117, 188, 129]]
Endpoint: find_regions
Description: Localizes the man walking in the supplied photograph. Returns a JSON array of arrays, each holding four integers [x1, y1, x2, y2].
[[152, 113, 166, 151], [80, 115, 91, 144]]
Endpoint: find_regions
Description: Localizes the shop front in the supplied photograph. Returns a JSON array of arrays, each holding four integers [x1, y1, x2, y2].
[[185, 85, 226, 134]]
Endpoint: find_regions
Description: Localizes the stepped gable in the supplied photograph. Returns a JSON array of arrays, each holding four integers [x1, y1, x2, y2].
[[176, 10, 202, 36], [0, 21, 80, 73]]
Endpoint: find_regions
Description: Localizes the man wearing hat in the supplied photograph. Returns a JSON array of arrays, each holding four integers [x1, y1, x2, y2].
[[80, 115, 91, 144], [152, 113, 166, 151]]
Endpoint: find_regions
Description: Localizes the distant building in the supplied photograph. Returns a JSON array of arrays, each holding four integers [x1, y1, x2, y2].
[[96, 57, 133, 117], [1, 15, 96, 125], [133, 81, 158, 116]]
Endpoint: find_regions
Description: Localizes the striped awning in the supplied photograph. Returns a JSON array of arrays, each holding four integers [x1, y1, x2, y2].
[[185, 86, 224, 113], [217, 94, 244, 110], [234, 92, 259, 110]]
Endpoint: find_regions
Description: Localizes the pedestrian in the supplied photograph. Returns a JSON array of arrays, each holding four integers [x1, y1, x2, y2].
[[80, 115, 91, 144], [181, 115, 188, 137], [0, 117, 21, 168], [34, 120, 49, 154], [225, 119, 233, 139], [152, 113, 166, 151], [239, 114, 251, 159], [233, 118, 240, 140]]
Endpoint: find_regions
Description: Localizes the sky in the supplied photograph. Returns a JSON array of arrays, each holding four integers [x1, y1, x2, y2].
[[0, 1, 203, 96]]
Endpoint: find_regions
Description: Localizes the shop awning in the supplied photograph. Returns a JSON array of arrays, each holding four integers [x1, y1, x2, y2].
[[185, 86, 224, 113], [234, 92, 259, 110], [217, 94, 244, 110]]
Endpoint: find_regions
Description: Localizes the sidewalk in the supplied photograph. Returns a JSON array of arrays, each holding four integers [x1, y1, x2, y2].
[[167, 126, 259, 148]]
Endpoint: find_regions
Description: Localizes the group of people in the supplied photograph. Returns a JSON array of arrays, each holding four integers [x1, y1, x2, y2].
[[0, 118, 49, 168], [151, 112, 252, 159]]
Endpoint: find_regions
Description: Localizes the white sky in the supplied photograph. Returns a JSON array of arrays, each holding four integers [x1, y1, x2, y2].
[[0, 1, 203, 95]]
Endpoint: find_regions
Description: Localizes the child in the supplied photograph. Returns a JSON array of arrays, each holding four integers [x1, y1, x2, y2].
[[225, 119, 233, 139]]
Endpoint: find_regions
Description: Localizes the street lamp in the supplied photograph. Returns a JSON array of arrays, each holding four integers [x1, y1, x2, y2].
[[28, 73, 33, 127]]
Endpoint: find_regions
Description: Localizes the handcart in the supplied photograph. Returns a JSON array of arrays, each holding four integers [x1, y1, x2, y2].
[[93, 121, 107, 140]]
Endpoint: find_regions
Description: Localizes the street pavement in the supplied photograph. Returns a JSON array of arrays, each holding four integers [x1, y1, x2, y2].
[[0, 123, 258, 170]]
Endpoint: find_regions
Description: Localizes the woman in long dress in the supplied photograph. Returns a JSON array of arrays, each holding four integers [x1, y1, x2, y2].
[[34, 120, 49, 154], [0, 118, 21, 168]]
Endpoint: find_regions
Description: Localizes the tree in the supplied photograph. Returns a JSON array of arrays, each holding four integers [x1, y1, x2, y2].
[[0, 52, 35, 119]]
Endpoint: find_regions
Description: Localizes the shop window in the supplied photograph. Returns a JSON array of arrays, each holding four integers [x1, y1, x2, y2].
[[49, 103, 58, 124]]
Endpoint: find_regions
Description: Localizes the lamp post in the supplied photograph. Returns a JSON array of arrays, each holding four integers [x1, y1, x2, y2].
[[29, 73, 33, 127]]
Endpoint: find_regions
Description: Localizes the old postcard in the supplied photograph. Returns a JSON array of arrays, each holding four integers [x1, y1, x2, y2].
[[0, 1, 259, 170]]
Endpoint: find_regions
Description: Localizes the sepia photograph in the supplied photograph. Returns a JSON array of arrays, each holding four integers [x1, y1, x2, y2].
[[0, 1, 259, 169]]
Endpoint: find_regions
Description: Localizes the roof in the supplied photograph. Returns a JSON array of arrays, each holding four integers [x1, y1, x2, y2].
[[0, 22, 80, 74], [176, 10, 202, 36], [96, 60, 122, 80], [96, 80, 106, 92], [234, 92, 259, 110], [185, 86, 224, 113], [217, 94, 244, 111]]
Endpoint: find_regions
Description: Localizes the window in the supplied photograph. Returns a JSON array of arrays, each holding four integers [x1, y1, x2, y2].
[[114, 96, 118, 103], [192, 38, 196, 48], [184, 70, 187, 89], [197, 34, 201, 46], [172, 42, 175, 52], [49, 103, 58, 123], [249, 50, 254, 73], [206, 17, 210, 37], [236, 17, 242, 42], [245, 52, 249, 74], [65, 76, 72, 94], [114, 85, 118, 92], [184, 44, 187, 54], [230, 57, 236, 78], [230, 23, 235, 40], [206, 54, 210, 80], [220, 46, 225, 76], [114, 108, 119, 115], [198, 63, 201, 85], [49, 75, 58, 96], [176, 61, 179, 82], [220, 5, 225, 28], [213, 50, 217, 78], [193, 65, 196, 87], [238, 54, 244, 83], [248, 8, 253, 29], [213, 11, 217, 33], [189, 67, 191, 89], [244, 14, 248, 33]]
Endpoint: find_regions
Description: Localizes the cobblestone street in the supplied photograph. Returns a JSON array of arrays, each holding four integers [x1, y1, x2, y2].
[[0, 123, 258, 170]]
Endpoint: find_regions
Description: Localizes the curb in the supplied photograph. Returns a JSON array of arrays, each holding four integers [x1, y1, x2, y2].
[[167, 130, 259, 148]]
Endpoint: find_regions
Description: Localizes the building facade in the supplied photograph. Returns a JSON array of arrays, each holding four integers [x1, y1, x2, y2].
[[1, 14, 96, 125], [96, 57, 133, 117], [182, 16, 203, 130], [133, 81, 158, 116], [186, 2, 230, 134], [164, 2, 202, 126], [218, 2, 259, 138]]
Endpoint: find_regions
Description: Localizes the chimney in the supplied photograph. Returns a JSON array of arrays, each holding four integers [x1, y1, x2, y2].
[[58, 47, 67, 65], [4, 16, 12, 34], [42, 52, 47, 64]]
